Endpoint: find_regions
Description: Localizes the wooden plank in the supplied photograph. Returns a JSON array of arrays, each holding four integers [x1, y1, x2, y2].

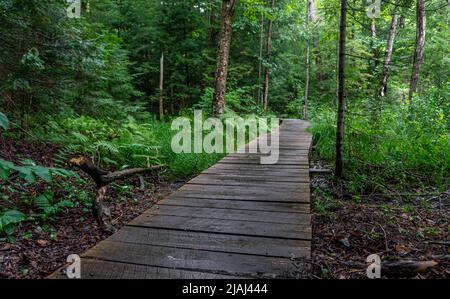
[[50, 258, 240, 279], [83, 241, 302, 278], [129, 214, 311, 240], [187, 178, 309, 188], [217, 159, 309, 166], [171, 189, 310, 202], [176, 184, 310, 202], [148, 205, 310, 225], [221, 155, 309, 162], [203, 164, 310, 176], [160, 197, 310, 213], [109, 226, 310, 258], [205, 163, 311, 172], [189, 174, 308, 183]]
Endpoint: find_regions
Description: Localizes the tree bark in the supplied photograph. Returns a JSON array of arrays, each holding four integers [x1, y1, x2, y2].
[[304, 1, 311, 119], [379, 0, 399, 98], [308, 0, 322, 90], [263, 0, 276, 111], [335, 0, 347, 179], [368, 18, 378, 76], [408, 0, 426, 107], [213, 0, 238, 116], [257, 14, 264, 105], [159, 52, 164, 120]]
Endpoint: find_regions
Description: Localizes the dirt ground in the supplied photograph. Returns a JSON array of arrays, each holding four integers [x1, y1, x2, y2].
[[309, 172, 449, 279], [0, 136, 180, 279]]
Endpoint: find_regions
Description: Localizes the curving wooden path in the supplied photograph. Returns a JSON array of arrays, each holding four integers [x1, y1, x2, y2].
[[51, 119, 312, 279]]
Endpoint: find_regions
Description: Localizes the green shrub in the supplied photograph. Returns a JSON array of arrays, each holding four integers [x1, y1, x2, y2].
[[310, 92, 450, 193]]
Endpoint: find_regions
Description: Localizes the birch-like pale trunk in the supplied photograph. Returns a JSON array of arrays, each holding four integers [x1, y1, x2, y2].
[[159, 52, 164, 120], [379, 0, 400, 98], [263, 0, 276, 111]]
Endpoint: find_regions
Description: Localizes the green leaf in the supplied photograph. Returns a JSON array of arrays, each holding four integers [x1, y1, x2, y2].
[[33, 166, 52, 182], [34, 191, 54, 210], [3, 224, 15, 236], [0, 166, 10, 180], [1, 210, 26, 224], [0, 112, 9, 130], [0, 210, 26, 236]]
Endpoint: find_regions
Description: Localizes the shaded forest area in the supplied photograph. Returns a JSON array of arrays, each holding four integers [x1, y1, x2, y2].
[[0, 0, 449, 278]]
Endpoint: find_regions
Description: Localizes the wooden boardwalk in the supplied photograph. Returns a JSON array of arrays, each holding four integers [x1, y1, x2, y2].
[[51, 119, 312, 279]]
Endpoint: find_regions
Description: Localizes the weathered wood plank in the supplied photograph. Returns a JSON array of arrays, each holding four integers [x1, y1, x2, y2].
[[175, 184, 310, 202], [189, 174, 309, 184], [171, 189, 310, 202], [161, 197, 310, 213], [187, 177, 309, 187], [109, 226, 310, 258], [129, 214, 311, 240], [205, 163, 311, 172], [50, 258, 240, 279], [148, 205, 310, 224], [83, 241, 302, 278]]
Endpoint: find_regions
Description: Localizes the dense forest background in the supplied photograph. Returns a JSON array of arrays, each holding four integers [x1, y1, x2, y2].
[[0, 0, 448, 278]]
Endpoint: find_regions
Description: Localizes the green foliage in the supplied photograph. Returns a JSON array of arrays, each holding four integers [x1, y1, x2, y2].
[[32, 191, 74, 221], [193, 87, 266, 115], [0, 112, 9, 129], [0, 158, 78, 184], [0, 210, 26, 240], [44, 116, 162, 169], [311, 90, 450, 193]]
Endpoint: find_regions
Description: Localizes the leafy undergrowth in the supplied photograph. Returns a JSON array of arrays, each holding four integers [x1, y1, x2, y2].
[[310, 172, 450, 279], [0, 135, 180, 278], [310, 91, 450, 194]]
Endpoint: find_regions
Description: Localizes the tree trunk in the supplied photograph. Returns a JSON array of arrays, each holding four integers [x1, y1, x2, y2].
[[257, 14, 264, 105], [308, 0, 322, 90], [263, 0, 276, 111], [379, 0, 399, 98], [335, 0, 347, 178], [408, 0, 426, 108], [213, 0, 238, 116], [304, 1, 311, 119], [368, 18, 378, 75], [159, 52, 164, 120]]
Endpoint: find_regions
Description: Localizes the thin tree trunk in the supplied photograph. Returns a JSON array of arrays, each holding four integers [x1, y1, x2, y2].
[[308, 0, 322, 90], [368, 18, 377, 75], [213, 0, 238, 116], [257, 14, 264, 105], [379, 0, 400, 98], [408, 0, 426, 108], [335, 0, 347, 178], [263, 0, 276, 111], [304, 1, 311, 119], [159, 52, 164, 120]]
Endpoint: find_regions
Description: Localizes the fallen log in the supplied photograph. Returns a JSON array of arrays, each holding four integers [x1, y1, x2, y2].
[[70, 156, 163, 231], [346, 259, 439, 278], [381, 260, 439, 278]]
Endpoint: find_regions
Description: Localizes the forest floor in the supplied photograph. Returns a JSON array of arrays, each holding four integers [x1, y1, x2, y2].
[[309, 159, 450, 279], [0, 136, 181, 279]]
